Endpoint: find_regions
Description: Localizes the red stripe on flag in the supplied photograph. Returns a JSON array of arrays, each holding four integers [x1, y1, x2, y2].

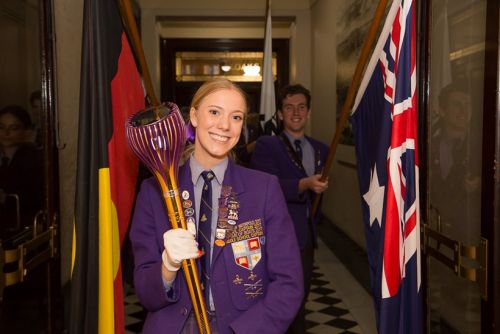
[[410, 3, 419, 165], [383, 170, 402, 297], [109, 33, 145, 334], [382, 5, 404, 298], [109, 33, 144, 245], [404, 211, 416, 238], [389, 105, 417, 148], [390, 9, 401, 74]]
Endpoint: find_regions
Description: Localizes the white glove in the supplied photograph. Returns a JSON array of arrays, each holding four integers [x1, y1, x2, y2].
[[162, 221, 199, 272]]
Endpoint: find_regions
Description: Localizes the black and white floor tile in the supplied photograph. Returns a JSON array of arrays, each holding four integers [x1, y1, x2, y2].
[[124, 292, 146, 334], [124, 238, 376, 334], [304, 266, 362, 334]]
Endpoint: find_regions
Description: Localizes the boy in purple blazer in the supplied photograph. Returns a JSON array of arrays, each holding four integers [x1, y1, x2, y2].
[[251, 84, 329, 334], [130, 79, 303, 334]]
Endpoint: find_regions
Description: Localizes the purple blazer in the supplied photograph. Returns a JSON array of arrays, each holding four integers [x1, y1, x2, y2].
[[130, 158, 303, 334], [251, 134, 328, 249]]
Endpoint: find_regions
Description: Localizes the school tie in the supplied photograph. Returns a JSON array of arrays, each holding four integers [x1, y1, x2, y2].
[[199, 170, 214, 307], [294, 139, 303, 161]]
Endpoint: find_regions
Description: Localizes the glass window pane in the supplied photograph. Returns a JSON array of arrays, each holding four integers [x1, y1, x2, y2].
[[428, 1, 485, 333]]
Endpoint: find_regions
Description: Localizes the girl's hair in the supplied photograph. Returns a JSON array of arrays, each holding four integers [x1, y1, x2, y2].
[[190, 78, 249, 115], [182, 79, 247, 163]]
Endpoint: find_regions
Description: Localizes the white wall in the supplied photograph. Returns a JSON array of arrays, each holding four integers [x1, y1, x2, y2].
[[310, 0, 366, 250]]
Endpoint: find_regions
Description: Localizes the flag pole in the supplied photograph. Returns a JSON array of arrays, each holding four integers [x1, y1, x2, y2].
[[312, 0, 389, 216], [260, 0, 277, 134], [117, 0, 159, 108]]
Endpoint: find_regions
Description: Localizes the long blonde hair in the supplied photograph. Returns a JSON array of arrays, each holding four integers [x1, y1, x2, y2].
[[182, 79, 248, 162], [190, 78, 248, 112]]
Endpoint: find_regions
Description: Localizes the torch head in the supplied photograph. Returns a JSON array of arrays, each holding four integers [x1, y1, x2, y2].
[[126, 102, 186, 181]]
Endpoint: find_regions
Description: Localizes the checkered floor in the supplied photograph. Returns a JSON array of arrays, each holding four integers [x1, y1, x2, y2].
[[305, 266, 362, 334], [124, 292, 146, 334], [124, 264, 362, 334]]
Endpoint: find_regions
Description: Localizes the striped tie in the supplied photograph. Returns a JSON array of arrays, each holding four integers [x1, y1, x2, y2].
[[294, 139, 303, 161], [199, 170, 214, 308]]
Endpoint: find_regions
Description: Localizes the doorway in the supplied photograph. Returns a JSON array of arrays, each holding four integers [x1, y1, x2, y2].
[[160, 38, 289, 114], [0, 0, 60, 332]]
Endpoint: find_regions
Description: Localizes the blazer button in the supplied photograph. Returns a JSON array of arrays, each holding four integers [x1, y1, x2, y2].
[[181, 306, 188, 316]]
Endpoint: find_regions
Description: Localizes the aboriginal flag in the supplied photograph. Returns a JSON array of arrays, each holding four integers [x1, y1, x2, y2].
[[69, 0, 145, 333]]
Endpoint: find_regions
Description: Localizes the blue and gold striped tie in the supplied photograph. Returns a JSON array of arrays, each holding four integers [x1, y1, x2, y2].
[[199, 170, 214, 307]]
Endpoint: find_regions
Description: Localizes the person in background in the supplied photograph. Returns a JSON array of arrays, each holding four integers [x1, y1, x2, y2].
[[130, 78, 303, 334], [0, 105, 43, 233], [431, 80, 481, 241], [251, 83, 329, 334], [429, 81, 483, 334]]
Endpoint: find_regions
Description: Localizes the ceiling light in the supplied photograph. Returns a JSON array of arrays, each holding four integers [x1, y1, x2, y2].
[[242, 64, 260, 76]]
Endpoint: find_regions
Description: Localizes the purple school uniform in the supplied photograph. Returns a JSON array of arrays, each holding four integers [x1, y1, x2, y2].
[[130, 158, 303, 334], [251, 134, 328, 250]]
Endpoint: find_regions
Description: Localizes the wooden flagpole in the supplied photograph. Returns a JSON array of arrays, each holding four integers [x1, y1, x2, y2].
[[117, 0, 159, 108], [311, 0, 390, 217]]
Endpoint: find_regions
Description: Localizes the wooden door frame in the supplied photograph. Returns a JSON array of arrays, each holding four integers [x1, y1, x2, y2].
[[482, 0, 500, 330], [40, 0, 61, 332]]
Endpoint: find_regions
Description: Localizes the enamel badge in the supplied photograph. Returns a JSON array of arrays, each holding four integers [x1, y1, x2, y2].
[[231, 237, 262, 270]]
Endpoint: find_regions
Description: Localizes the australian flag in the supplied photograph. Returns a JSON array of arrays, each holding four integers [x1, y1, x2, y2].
[[351, 0, 422, 333]]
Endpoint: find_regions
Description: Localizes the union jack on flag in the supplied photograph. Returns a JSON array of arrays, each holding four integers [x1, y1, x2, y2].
[[351, 0, 422, 333]]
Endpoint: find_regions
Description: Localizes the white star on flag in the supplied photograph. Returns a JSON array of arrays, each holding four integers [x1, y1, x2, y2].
[[363, 165, 385, 227]]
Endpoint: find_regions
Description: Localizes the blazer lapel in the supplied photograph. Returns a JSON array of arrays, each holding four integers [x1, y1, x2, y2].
[[178, 161, 197, 227], [211, 159, 244, 264]]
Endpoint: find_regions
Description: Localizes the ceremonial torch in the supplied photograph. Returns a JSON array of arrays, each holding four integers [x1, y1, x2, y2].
[[116, 0, 210, 330], [126, 103, 211, 333]]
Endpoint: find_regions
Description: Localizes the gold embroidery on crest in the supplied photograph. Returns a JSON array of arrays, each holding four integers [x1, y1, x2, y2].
[[225, 219, 264, 244], [233, 275, 243, 285]]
